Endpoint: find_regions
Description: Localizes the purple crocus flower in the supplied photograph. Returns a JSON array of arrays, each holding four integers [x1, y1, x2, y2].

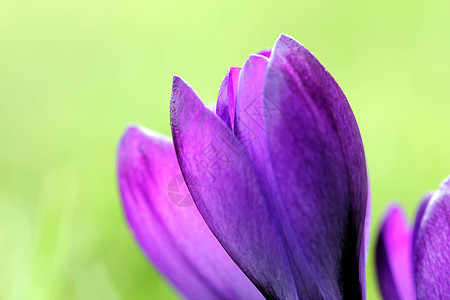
[[118, 34, 369, 299], [376, 176, 450, 300]]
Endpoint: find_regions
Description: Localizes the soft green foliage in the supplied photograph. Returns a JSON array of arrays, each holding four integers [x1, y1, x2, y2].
[[0, 0, 448, 298]]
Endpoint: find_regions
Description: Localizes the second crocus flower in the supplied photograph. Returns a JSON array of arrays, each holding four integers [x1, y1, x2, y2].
[[376, 176, 450, 299]]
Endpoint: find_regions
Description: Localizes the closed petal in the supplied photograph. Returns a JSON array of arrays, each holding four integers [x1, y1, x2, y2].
[[118, 126, 263, 300], [414, 176, 450, 300], [375, 205, 415, 300], [216, 67, 241, 130], [234, 54, 322, 297], [262, 34, 368, 298], [170, 76, 301, 299], [234, 54, 270, 166]]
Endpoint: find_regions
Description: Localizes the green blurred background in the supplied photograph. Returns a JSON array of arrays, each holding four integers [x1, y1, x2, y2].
[[0, 0, 448, 298]]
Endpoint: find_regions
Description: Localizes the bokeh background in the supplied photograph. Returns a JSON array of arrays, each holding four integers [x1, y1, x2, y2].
[[0, 0, 448, 298]]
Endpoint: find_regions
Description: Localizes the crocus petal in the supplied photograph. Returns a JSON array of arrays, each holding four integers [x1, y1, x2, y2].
[[258, 49, 271, 58], [411, 193, 432, 256], [118, 126, 263, 300], [234, 54, 270, 165], [170, 76, 302, 299], [234, 54, 322, 297], [375, 205, 416, 300], [414, 176, 450, 300], [262, 34, 368, 298], [216, 67, 241, 130]]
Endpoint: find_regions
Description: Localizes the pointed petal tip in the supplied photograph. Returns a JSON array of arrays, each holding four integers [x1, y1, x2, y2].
[[119, 124, 138, 140], [379, 203, 409, 235], [376, 202, 416, 300], [380, 203, 411, 232], [172, 74, 182, 82], [117, 125, 171, 174], [118, 125, 141, 156], [242, 54, 269, 70], [171, 75, 197, 98], [278, 33, 292, 40], [385, 203, 405, 217], [120, 125, 171, 146], [170, 75, 201, 105], [170, 75, 204, 124], [171, 75, 185, 91], [120, 124, 150, 139], [276, 33, 306, 49], [275, 33, 291, 48]]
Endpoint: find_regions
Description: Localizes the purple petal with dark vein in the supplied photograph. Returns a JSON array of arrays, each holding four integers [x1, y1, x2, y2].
[[414, 176, 450, 300], [412, 192, 432, 256], [262, 34, 368, 299], [216, 67, 241, 130], [170, 76, 302, 299], [117, 126, 263, 300], [234, 54, 322, 298], [375, 205, 415, 300]]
